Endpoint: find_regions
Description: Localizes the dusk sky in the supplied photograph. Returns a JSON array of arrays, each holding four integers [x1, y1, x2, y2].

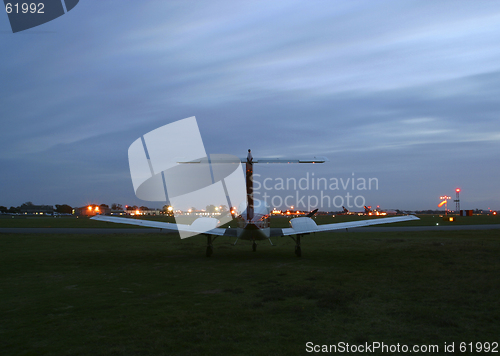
[[1, 1, 499, 211]]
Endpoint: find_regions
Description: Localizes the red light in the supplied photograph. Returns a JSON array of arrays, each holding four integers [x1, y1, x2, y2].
[[456, 188, 461, 193]]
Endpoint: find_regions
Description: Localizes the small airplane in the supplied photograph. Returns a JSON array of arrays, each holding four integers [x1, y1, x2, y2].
[[339, 206, 352, 215], [92, 152, 419, 257]]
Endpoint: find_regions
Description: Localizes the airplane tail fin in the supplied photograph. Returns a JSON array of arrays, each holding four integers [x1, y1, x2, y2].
[[306, 208, 318, 217]]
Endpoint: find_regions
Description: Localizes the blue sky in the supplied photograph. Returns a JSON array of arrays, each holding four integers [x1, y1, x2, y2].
[[1, 0, 499, 211]]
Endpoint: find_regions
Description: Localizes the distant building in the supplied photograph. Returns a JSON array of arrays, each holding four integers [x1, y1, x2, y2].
[[20, 203, 54, 215], [127, 209, 162, 216], [73, 205, 111, 216], [139, 209, 162, 215], [110, 210, 127, 216]]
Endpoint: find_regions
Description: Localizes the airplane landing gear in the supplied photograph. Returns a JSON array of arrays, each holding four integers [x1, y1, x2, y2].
[[294, 234, 302, 257], [206, 245, 213, 257], [206, 235, 214, 257], [295, 246, 301, 257]]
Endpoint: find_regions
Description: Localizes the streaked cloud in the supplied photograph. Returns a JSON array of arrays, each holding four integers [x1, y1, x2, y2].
[[1, 0, 499, 209]]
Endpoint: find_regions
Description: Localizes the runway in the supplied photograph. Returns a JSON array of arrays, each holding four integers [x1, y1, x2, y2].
[[0, 228, 167, 234], [1, 224, 500, 234], [340, 224, 500, 232]]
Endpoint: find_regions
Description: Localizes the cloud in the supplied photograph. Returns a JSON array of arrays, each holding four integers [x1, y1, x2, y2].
[[1, 0, 499, 209]]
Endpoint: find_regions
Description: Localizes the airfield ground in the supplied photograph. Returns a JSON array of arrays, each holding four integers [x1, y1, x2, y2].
[[1, 213, 499, 228], [1, 216, 499, 355]]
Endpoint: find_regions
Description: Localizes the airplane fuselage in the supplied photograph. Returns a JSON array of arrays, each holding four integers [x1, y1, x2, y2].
[[236, 200, 270, 240]]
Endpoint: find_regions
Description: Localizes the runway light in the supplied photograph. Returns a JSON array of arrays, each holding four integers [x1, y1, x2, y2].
[[95, 206, 99, 212]]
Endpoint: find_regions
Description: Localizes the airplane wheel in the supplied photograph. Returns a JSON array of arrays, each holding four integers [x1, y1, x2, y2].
[[206, 246, 213, 257], [295, 246, 301, 257], [252, 242, 257, 252]]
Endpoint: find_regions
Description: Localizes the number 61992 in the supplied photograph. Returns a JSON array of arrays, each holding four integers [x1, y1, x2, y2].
[[5, 3, 45, 14]]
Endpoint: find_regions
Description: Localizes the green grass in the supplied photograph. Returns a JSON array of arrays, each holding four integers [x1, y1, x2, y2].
[[0, 215, 144, 228], [1, 230, 499, 355]]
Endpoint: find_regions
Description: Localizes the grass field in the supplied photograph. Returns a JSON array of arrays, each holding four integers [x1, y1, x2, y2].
[[1, 229, 499, 355]]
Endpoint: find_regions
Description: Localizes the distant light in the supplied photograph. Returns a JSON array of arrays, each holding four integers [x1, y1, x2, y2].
[[136, 210, 140, 215], [456, 188, 461, 193], [95, 206, 99, 211], [167, 206, 173, 212], [88, 206, 92, 211]]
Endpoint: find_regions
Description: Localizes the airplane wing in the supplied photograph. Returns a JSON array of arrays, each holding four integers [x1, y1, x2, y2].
[[178, 157, 329, 164], [279, 215, 420, 236], [90, 215, 232, 236], [242, 157, 328, 164]]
